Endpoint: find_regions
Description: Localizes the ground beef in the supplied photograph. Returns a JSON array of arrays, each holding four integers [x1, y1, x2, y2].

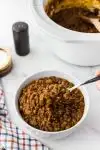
[[19, 77, 85, 132], [50, 7, 99, 33], [45, 0, 100, 33]]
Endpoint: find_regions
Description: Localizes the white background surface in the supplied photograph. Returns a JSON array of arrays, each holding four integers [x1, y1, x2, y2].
[[1, 0, 100, 149]]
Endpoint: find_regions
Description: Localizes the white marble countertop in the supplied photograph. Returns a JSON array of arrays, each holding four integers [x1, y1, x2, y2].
[[1, 0, 100, 149]]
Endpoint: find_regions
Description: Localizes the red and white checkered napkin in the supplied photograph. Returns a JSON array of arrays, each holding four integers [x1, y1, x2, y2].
[[0, 85, 49, 150]]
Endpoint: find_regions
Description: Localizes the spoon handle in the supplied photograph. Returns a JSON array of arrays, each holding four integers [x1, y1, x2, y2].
[[92, 19, 100, 32], [81, 76, 100, 86]]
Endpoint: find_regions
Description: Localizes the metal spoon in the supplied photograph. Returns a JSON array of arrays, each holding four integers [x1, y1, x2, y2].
[[69, 76, 100, 92], [80, 15, 100, 32]]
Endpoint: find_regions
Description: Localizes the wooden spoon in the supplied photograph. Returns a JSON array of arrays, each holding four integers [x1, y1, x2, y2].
[[80, 16, 100, 32]]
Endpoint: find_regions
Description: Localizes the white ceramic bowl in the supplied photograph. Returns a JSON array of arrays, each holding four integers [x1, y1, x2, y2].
[[15, 70, 89, 140], [30, 0, 100, 66]]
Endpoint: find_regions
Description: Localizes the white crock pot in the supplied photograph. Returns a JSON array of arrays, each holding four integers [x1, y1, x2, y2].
[[30, 0, 100, 66], [15, 70, 89, 140]]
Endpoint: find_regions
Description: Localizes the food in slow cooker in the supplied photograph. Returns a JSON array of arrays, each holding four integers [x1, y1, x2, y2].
[[45, 0, 100, 33], [19, 77, 85, 132]]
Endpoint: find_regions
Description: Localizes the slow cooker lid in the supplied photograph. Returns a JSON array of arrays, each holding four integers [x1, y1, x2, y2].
[[31, 0, 100, 41]]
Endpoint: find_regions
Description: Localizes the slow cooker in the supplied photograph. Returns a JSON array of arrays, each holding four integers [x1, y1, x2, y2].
[[30, 0, 100, 66]]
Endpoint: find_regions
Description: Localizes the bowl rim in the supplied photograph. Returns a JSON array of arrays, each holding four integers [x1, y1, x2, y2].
[[15, 70, 89, 135], [30, 0, 100, 42]]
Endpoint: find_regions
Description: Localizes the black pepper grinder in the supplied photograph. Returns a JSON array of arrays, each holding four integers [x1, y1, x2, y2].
[[12, 22, 30, 56]]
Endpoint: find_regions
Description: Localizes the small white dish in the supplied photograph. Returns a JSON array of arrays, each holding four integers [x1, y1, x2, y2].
[[15, 70, 89, 140]]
